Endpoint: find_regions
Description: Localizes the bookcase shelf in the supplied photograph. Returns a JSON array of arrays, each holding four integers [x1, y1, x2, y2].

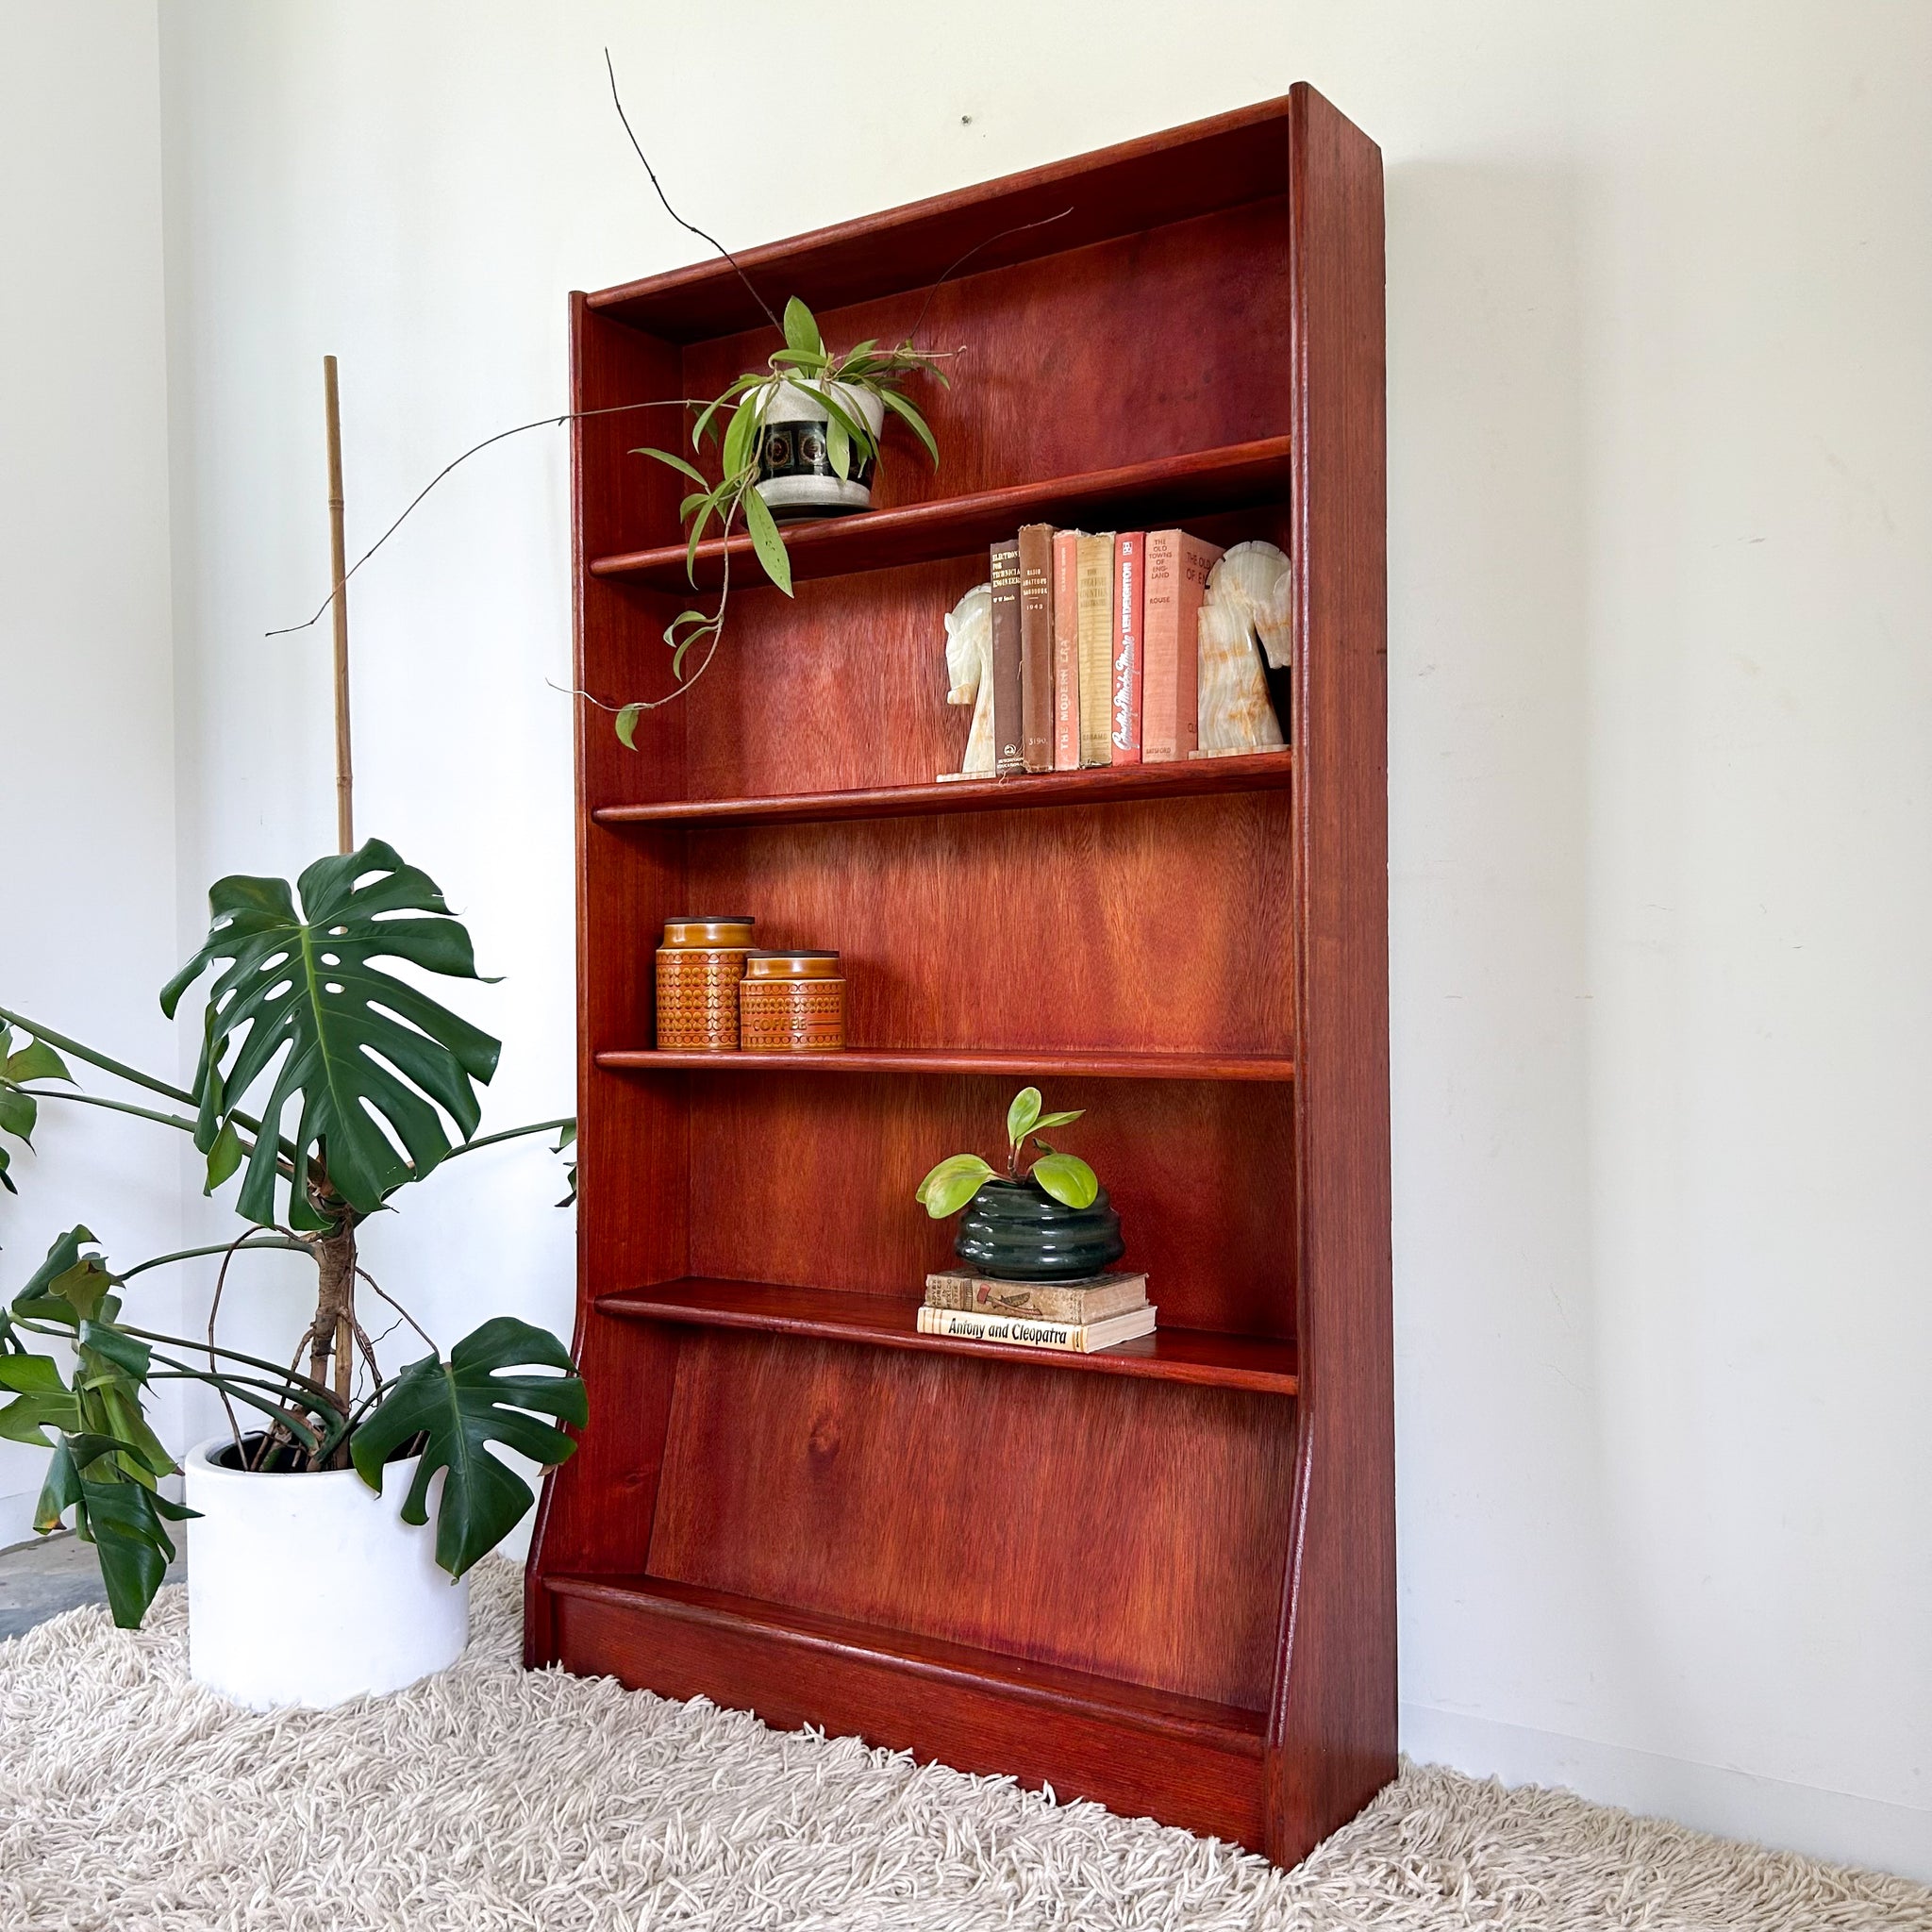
[[592, 748, 1292, 830], [598, 1278, 1300, 1396], [590, 438, 1293, 591], [531, 88, 1391, 1870], [597, 1048, 1296, 1082]]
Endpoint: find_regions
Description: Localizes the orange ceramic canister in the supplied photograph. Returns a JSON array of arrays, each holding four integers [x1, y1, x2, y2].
[[738, 950, 846, 1052], [656, 916, 756, 1052]]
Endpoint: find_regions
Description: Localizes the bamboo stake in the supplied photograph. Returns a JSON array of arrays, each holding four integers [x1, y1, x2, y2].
[[324, 356, 354, 855]]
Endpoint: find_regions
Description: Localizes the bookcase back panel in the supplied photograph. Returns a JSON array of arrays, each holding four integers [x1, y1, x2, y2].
[[665, 197, 1292, 539], [629, 500, 1291, 803], [683, 1072, 1294, 1340], [678, 793, 1291, 1057], [645, 1328, 1297, 1708]]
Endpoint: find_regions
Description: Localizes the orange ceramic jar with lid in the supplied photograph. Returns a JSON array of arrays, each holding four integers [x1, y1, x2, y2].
[[738, 950, 845, 1052], [656, 916, 756, 1052]]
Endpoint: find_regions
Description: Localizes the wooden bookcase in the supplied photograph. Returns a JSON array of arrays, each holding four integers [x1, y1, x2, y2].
[[525, 86, 1392, 1866]]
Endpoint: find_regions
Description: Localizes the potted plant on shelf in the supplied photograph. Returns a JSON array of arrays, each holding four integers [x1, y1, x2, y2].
[[915, 1086, 1124, 1282], [614, 296, 946, 744], [0, 838, 584, 1708]]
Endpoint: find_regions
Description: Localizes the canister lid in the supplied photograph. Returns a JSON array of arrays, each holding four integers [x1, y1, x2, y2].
[[661, 916, 755, 946], [743, 950, 841, 979]]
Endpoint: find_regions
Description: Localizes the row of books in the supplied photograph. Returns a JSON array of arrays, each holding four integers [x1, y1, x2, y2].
[[989, 525, 1226, 773], [918, 1268, 1157, 1354]]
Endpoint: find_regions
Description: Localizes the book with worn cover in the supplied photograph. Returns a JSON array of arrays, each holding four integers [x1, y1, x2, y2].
[[989, 539, 1024, 774], [924, 1269, 1148, 1323], [1110, 531, 1145, 764], [916, 1303, 1158, 1353], [1141, 529, 1224, 761], [1074, 532, 1116, 767], [1018, 523, 1055, 773], [1051, 529, 1084, 771]]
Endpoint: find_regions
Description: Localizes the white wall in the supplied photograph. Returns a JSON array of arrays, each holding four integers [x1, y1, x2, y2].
[[0, 2, 184, 1544], [3, 0, 1924, 1885]]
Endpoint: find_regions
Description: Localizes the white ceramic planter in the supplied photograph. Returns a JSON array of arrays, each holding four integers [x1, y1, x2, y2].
[[752, 377, 887, 520], [184, 1436, 468, 1708]]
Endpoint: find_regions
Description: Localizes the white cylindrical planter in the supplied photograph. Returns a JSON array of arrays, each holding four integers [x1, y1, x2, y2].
[[752, 378, 887, 520], [184, 1437, 468, 1708]]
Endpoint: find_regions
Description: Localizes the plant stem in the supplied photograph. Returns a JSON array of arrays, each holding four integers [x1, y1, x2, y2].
[[0, 1007, 192, 1106], [442, 1116, 575, 1158], [21, 1088, 200, 1136], [116, 1238, 309, 1281]]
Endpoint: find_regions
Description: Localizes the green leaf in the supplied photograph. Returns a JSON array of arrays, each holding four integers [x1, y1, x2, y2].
[[741, 488, 793, 596], [554, 1121, 577, 1208], [0, 1144, 12, 1194], [351, 1316, 586, 1577], [0, 1353, 69, 1395], [792, 381, 872, 455], [783, 295, 824, 358], [1006, 1087, 1042, 1146], [879, 387, 941, 467], [79, 1321, 152, 1382], [1030, 1151, 1099, 1210], [826, 413, 851, 482], [204, 1119, 244, 1194], [915, 1153, 994, 1218], [634, 445, 708, 487], [1032, 1108, 1084, 1133], [9, 1226, 98, 1326], [721, 388, 766, 480], [5, 1040, 73, 1085], [615, 704, 642, 750], [769, 347, 830, 372], [160, 841, 503, 1227], [0, 1087, 36, 1143]]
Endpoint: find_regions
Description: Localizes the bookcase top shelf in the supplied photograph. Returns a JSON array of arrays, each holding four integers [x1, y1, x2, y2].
[[593, 749, 1292, 830], [590, 438, 1293, 591], [597, 1048, 1295, 1083], [584, 95, 1295, 341], [597, 1278, 1301, 1397]]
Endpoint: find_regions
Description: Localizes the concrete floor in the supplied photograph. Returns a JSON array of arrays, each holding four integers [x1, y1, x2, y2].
[[0, 1532, 184, 1640]]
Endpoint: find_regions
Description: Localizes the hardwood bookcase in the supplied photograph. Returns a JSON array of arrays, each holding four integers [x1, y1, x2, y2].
[[525, 86, 1392, 1866]]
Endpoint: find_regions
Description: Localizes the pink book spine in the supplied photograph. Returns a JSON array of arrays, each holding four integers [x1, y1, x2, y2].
[[1110, 531, 1144, 764], [1141, 531, 1180, 761], [1052, 530, 1081, 771]]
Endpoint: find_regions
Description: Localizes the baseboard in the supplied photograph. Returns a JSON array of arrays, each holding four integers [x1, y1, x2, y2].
[[1402, 1703, 1931, 1887], [0, 1491, 39, 1551]]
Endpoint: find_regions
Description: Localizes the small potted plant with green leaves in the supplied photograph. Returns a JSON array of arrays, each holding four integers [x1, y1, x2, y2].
[[915, 1087, 1124, 1281]]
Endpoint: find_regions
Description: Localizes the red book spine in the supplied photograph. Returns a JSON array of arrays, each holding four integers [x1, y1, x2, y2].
[[1110, 532, 1144, 764], [1052, 531, 1082, 770]]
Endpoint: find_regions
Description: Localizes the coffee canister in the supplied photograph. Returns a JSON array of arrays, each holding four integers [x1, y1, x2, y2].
[[738, 950, 846, 1052], [656, 916, 756, 1052]]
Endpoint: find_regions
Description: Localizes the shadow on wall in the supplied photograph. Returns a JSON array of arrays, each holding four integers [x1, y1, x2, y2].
[[1383, 158, 1682, 1754]]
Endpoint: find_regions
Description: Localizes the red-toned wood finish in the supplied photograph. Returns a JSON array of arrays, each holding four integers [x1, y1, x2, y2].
[[527, 88, 1392, 1869]]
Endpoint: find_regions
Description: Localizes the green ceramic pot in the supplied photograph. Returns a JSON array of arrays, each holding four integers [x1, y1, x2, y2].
[[954, 1176, 1124, 1282]]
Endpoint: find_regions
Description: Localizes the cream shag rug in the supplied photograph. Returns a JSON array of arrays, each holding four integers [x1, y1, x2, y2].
[[2, 1562, 1925, 1931]]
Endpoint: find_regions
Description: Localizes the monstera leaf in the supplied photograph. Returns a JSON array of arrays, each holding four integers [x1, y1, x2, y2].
[[351, 1316, 585, 1576], [0, 1024, 74, 1195], [161, 841, 501, 1230], [2, 1227, 190, 1628]]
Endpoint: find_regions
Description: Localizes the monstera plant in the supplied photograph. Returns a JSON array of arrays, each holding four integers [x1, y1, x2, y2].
[[0, 839, 583, 1633]]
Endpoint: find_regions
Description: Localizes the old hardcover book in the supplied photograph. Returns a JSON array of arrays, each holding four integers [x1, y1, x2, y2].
[[1110, 531, 1145, 764], [1018, 523, 1055, 773], [989, 539, 1024, 774], [916, 1304, 1158, 1353], [1074, 532, 1116, 767], [1141, 529, 1224, 761], [1051, 529, 1084, 770], [924, 1269, 1148, 1323]]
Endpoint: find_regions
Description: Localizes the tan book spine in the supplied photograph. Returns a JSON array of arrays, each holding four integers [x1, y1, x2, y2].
[[1051, 530, 1083, 771], [989, 539, 1024, 774], [1017, 523, 1055, 773], [925, 1270, 1148, 1323], [1074, 532, 1115, 768], [916, 1304, 1158, 1353]]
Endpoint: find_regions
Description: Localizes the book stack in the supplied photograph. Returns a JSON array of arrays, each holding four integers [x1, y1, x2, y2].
[[980, 525, 1235, 774], [918, 1269, 1157, 1354]]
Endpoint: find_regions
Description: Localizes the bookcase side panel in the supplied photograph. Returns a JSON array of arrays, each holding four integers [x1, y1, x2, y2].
[[1265, 86, 1396, 1864]]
